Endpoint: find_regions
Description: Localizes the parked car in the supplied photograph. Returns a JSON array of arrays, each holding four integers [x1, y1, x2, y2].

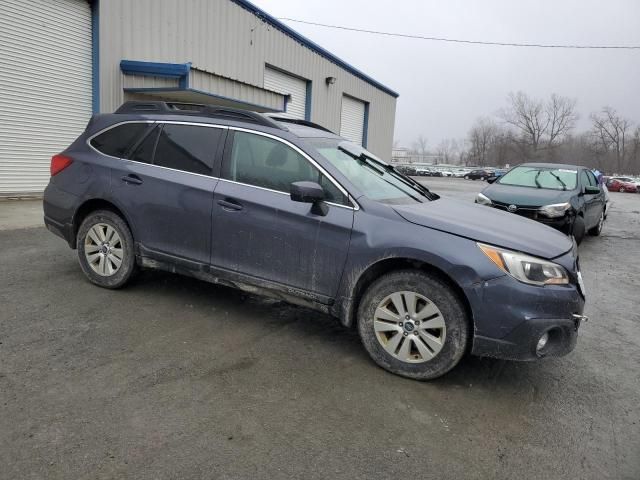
[[414, 167, 433, 176], [476, 163, 606, 244], [606, 177, 638, 193], [464, 169, 494, 180], [395, 165, 417, 176], [44, 101, 586, 380], [452, 168, 472, 178], [439, 170, 453, 177]]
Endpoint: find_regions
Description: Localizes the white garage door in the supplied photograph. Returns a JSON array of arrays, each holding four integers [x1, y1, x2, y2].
[[0, 0, 92, 195], [340, 95, 366, 145], [263, 67, 307, 120]]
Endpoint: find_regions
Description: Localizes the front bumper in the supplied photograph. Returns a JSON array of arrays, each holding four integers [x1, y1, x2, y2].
[[472, 316, 583, 361], [466, 251, 585, 361]]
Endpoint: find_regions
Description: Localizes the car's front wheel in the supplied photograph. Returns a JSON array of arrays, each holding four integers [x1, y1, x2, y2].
[[357, 270, 469, 380], [572, 215, 586, 245], [588, 211, 605, 236], [77, 210, 137, 289]]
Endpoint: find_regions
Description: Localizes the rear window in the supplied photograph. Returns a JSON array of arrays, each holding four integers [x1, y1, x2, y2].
[[90, 123, 149, 158], [153, 124, 222, 176]]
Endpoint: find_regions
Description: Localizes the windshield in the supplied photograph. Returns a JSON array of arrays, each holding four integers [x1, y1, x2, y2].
[[498, 166, 578, 190], [307, 138, 433, 204]]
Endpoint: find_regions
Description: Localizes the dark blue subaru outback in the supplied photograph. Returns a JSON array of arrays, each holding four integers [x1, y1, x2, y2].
[[44, 101, 586, 380]]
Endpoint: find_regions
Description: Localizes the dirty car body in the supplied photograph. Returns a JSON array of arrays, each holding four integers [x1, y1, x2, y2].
[[43, 102, 586, 379]]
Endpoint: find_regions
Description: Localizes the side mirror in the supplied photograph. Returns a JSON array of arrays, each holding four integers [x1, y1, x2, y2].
[[584, 185, 600, 195], [290, 181, 328, 215], [486, 176, 498, 184], [291, 181, 325, 203]]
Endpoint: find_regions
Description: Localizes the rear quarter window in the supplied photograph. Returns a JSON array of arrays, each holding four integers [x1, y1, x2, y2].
[[90, 123, 150, 158]]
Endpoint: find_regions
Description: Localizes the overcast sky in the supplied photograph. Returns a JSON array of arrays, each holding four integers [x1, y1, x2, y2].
[[250, 0, 640, 149]]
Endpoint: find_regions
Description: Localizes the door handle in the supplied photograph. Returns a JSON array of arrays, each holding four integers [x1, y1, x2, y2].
[[121, 174, 143, 185], [217, 198, 243, 211]]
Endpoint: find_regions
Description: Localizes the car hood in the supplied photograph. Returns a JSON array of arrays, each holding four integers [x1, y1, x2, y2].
[[392, 198, 573, 259], [482, 183, 575, 207]]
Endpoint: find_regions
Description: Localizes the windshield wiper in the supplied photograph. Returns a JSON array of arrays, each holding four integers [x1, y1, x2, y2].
[[338, 146, 437, 200], [548, 171, 567, 190], [534, 170, 542, 189]]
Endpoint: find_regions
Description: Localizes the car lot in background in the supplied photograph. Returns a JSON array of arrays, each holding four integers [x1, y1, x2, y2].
[[607, 177, 639, 193]]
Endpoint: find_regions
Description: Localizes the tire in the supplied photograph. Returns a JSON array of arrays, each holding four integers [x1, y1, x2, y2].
[[77, 210, 137, 289], [480, 176, 485, 181], [357, 270, 469, 380], [464, 175, 469, 180], [588, 211, 604, 236], [619, 187, 625, 193], [572, 215, 586, 245]]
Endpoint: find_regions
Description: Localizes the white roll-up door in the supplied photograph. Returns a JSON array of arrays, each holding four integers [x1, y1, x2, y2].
[[340, 95, 366, 145], [0, 0, 92, 196], [263, 66, 307, 120]]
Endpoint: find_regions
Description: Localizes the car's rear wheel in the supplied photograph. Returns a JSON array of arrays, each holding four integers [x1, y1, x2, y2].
[[464, 175, 469, 179], [619, 187, 625, 193], [357, 270, 469, 380], [77, 210, 136, 289], [588, 211, 605, 236]]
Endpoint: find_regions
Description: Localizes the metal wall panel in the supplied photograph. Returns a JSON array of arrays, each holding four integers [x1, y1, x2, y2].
[[340, 95, 366, 145], [190, 69, 284, 111], [263, 67, 307, 119], [99, 0, 396, 158], [0, 0, 92, 195]]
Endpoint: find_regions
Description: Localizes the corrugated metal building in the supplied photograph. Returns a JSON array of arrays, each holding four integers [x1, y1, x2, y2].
[[0, 0, 398, 196]]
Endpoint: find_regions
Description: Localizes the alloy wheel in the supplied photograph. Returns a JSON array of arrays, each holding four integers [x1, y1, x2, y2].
[[373, 291, 446, 363], [84, 223, 124, 276]]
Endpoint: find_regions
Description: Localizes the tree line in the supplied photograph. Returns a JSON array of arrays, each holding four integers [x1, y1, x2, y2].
[[406, 92, 640, 175]]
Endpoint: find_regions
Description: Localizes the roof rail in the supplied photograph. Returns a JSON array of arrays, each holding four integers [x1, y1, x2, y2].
[[114, 101, 286, 130], [268, 116, 335, 134]]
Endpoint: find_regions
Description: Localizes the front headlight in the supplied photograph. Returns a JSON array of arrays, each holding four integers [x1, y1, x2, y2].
[[475, 193, 492, 206], [478, 243, 569, 286], [539, 202, 571, 218]]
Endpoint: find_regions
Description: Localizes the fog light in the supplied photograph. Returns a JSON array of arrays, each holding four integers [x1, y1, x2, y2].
[[537, 332, 549, 352]]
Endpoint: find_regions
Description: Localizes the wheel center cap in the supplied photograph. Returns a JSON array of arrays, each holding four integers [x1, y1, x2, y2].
[[100, 245, 109, 254], [404, 322, 415, 332]]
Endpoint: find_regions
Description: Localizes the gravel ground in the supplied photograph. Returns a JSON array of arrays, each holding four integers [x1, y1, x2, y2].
[[1, 178, 639, 480]]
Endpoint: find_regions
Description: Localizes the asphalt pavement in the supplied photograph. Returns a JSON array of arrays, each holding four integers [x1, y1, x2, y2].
[[1, 178, 639, 480]]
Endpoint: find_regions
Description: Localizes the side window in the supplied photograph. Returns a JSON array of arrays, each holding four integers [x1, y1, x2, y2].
[[585, 170, 598, 187], [580, 170, 591, 188], [90, 123, 150, 158], [222, 131, 348, 205], [153, 124, 222, 175], [127, 126, 160, 164]]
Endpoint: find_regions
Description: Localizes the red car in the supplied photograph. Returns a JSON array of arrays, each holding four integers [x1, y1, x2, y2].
[[606, 177, 638, 193]]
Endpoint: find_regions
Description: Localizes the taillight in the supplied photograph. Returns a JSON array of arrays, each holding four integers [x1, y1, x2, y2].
[[50, 154, 73, 176]]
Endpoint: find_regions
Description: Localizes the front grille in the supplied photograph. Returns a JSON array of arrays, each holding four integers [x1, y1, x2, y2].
[[491, 201, 540, 220]]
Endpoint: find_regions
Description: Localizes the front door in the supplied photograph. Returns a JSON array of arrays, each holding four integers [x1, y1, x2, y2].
[[580, 169, 603, 228], [210, 130, 354, 298]]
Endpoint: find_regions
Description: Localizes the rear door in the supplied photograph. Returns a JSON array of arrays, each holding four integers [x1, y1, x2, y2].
[[210, 129, 354, 298], [107, 121, 225, 264]]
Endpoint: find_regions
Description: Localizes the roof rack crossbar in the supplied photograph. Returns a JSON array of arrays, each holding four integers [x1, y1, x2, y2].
[[114, 101, 285, 130]]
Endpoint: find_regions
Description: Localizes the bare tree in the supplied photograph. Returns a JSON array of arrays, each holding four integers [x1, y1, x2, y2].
[[468, 117, 497, 166], [590, 107, 633, 173], [412, 135, 428, 155], [546, 94, 579, 147], [436, 138, 459, 164], [500, 91, 577, 158]]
